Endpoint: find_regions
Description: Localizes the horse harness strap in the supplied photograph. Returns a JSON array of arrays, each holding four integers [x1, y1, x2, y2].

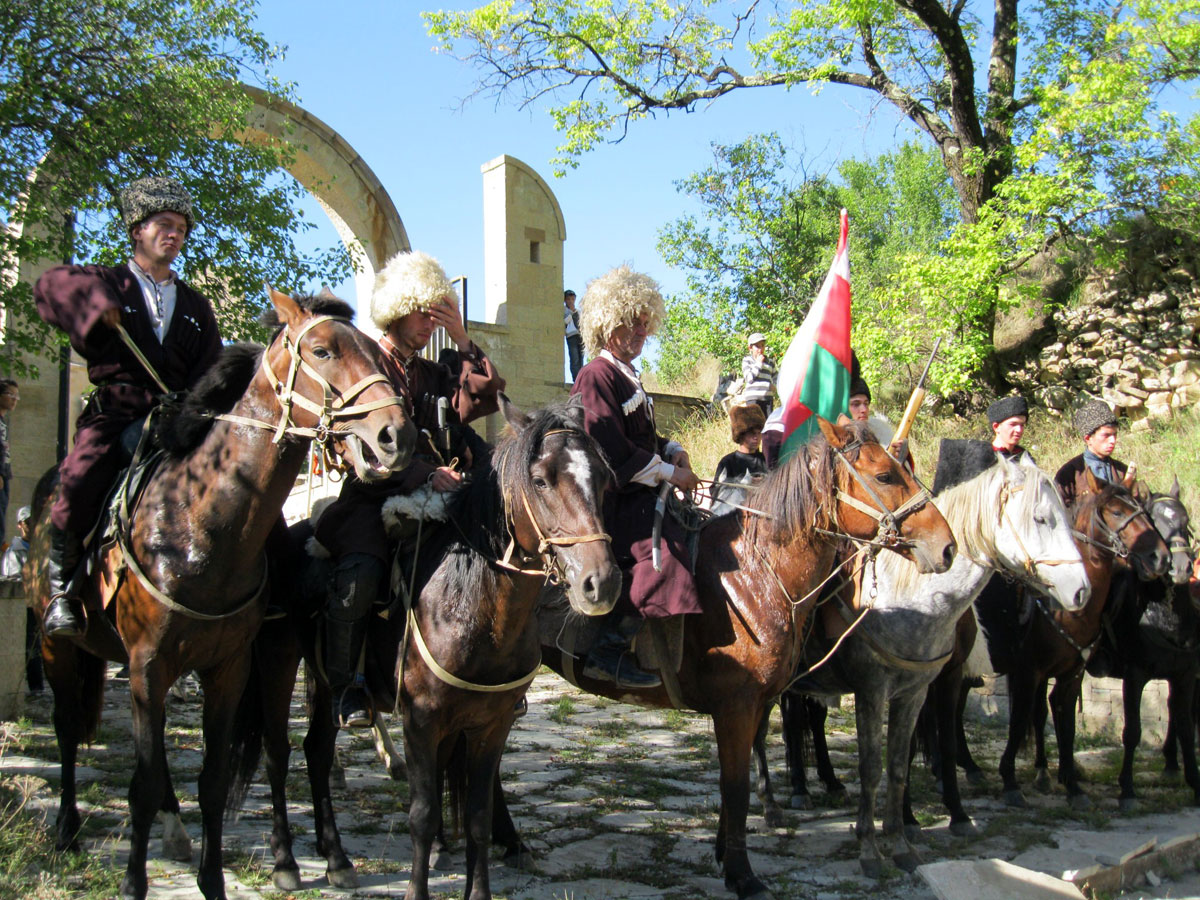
[[830, 595, 953, 673], [405, 607, 539, 693], [1032, 591, 1096, 660], [498, 487, 611, 580], [829, 439, 932, 551], [998, 482, 1079, 579]]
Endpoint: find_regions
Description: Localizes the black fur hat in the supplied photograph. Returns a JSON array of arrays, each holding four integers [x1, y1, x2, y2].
[[933, 439, 1000, 495], [849, 376, 871, 403], [986, 394, 1028, 425]]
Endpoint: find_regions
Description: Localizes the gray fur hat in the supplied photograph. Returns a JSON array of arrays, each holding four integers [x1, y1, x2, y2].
[[120, 177, 195, 232], [1074, 399, 1118, 438], [986, 394, 1028, 425]]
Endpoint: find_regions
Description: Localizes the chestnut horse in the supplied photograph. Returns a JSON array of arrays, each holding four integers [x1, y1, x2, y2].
[[530, 418, 958, 900], [28, 290, 414, 900], [229, 397, 621, 899]]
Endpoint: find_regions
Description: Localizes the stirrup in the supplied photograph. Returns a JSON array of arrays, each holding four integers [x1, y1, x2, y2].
[[335, 684, 374, 729], [582, 652, 662, 689], [43, 594, 86, 638]]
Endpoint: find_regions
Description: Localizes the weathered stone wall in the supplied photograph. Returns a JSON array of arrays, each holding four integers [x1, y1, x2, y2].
[[1007, 231, 1200, 431]]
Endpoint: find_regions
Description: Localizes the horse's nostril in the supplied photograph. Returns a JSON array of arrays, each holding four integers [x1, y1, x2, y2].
[[942, 543, 956, 569], [378, 424, 397, 451], [581, 573, 597, 601]]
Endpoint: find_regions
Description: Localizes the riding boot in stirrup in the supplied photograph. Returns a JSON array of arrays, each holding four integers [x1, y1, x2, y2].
[[324, 617, 373, 729], [582, 615, 662, 689], [43, 524, 85, 638]]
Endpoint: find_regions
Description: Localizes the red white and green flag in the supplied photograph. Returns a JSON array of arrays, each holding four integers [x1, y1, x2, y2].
[[776, 209, 853, 461]]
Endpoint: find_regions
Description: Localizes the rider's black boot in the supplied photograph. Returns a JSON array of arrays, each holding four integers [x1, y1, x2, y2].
[[43, 524, 85, 638], [325, 553, 384, 729], [582, 615, 662, 689]]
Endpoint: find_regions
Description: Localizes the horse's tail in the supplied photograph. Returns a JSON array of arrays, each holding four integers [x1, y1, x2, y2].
[[915, 692, 938, 765], [79, 650, 106, 745], [780, 691, 814, 778], [226, 639, 265, 816], [445, 734, 467, 840]]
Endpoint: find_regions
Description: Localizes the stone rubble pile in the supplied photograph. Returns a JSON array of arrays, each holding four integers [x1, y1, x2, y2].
[[1007, 244, 1200, 431]]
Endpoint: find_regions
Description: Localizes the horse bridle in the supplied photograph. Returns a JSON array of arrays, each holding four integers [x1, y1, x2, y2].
[[823, 438, 933, 552], [217, 314, 406, 465], [1074, 492, 1154, 562], [995, 476, 1081, 587]]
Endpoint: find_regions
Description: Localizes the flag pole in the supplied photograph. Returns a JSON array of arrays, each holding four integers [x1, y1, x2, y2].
[[889, 337, 941, 455]]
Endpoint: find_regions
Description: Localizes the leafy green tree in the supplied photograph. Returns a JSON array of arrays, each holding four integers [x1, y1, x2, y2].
[[0, 0, 353, 371], [426, 0, 1200, 388]]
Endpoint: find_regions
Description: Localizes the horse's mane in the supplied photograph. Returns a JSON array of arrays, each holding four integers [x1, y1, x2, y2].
[[412, 402, 603, 603], [258, 292, 355, 329], [155, 343, 263, 455], [877, 458, 1062, 593], [742, 421, 877, 546]]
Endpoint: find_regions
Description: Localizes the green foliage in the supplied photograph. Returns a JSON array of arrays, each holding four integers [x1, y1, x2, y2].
[[0, 0, 355, 374]]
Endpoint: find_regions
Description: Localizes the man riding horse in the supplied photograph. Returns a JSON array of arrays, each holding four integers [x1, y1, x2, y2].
[[35, 176, 222, 637], [987, 395, 1034, 462], [570, 265, 703, 689], [1055, 399, 1130, 507], [312, 250, 504, 728]]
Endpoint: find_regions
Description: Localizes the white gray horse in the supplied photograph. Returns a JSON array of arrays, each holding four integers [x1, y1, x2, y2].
[[780, 450, 1089, 877]]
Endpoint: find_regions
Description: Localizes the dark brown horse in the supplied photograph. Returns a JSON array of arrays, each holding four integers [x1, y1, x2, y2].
[[531, 418, 957, 900], [28, 290, 414, 900], [229, 397, 621, 899]]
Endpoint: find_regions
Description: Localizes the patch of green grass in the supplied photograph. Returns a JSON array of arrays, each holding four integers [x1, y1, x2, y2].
[[548, 695, 575, 725], [661, 708, 688, 730], [589, 719, 632, 739]]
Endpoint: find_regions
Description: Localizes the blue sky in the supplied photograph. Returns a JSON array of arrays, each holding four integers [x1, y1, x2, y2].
[[251, 2, 915, 322]]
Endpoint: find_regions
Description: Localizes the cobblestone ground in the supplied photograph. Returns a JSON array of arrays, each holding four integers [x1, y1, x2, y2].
[[5, 664, 1200, 899]]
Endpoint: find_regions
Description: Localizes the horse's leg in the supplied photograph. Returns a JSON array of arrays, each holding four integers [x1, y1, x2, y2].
[[45, 642, 92, 853], [1119, 671, 1149, 811], [998, 672, 1034, 807], [853, 688, 887, 879], [491, 765, 531, 867], [462, 723, 512, 900], [304, 674, 357, 887], [157, 720, 194, 862], [404, 713, 442, 900], [1162, 706, 1181, 779], [373, 715, 408, 781], [120, 655, 172, 900], [193, 656, 253, 900], [1047, 670, 1087, 809], [933, 667, 975, 836], [253, 642, 304, 892], [881, 692, 924, 873], [712, 705, 771, 900], [752, 701, 785, 827], [1032, 677, 1052, 794], [780, 693, 814, 810], [955, 680, 984, 783], [1168, 672, 1200, 806], [810, 699, 845, 798]]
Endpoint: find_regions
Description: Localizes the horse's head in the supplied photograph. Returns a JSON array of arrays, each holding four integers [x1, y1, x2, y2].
[[263, 289, 416, 480], [1078, 470, 1168, 581], [1145, 477, 1194, 585], [990, 454, 1090, 610], [818, 418, 956, 574], [495, 395, 621, 617]]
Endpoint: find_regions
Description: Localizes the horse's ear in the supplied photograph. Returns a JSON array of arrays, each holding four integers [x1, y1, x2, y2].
[[1131, 479, 1149, 502], [1171, 475, 1181, 499], [267, 286, 302, 328], [499, 393, 527, 430], [566, 393, 587, 427], [817, 416, 849, 449], [317, 284, 337, 299], [1084, 466, 1102, 494], [1121, 467, 1137, 489]]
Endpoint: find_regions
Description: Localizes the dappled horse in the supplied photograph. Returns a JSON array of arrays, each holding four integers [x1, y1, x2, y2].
[[28, 291, 414, 900], [1086, 483, 1198, 810], [972, 474, 1168, 812], [768, 449, 1090, 876], [230, 397, 620, 899], [528, 418, 957, 900]]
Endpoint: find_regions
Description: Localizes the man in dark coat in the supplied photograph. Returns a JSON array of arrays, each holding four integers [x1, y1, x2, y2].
[[712, 403, 767, 503], [312, 249, 505, 727], [571, 265, 702, 689], [987, 394, 1035, 463], [34, 176, 222, 636], [1054, 399, 1129, 507]]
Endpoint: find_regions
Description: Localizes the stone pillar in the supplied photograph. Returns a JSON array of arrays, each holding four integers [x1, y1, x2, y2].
[[480, 155, 567, 412]]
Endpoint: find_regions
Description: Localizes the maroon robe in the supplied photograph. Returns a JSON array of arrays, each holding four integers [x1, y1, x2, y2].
[[571, 356, 701, 619], [314, 340, 505, 563], [34, 263, 221, 532]]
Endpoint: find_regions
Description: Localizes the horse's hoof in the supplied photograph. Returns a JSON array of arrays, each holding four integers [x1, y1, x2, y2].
[[949, 819, 978, 838], [789, 794, 813, 811], [965, 770, 985, 786], [502, 846, 536, 869], [860, 857, 885, 879], [389, 761, 407, 782], [1003, 789, 1026, 808], [764, 805, 786, 828], [1161, 767, 1182, 785], [894, 851, 921, 873], [734, 875, 774, 900], [272, 867, 302, 892], [1033, 768, 1052, 793], [327, 864, 358, 889], [903, 824, 922, 843], [1119, 797, 1138, 813], [1192, 792, 1200, 808], [1068, 793, 1092, 812], [431, 845, 452, 871], [934, 778, 944, 795], [828, 785, 848, 805], [161, 834, 193, 863]]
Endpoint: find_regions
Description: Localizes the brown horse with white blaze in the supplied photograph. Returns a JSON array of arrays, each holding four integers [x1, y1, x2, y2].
[[28, 290, 414, 900], [530, 418, 957, 900]]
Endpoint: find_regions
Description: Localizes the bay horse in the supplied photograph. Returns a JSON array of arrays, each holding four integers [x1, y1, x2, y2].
[[229, 396, 621, 899], [28, 290, 415, 900], [765, 451, 1091, 876], [973, 474, 1167, 812], [530, 418, 958, 900]]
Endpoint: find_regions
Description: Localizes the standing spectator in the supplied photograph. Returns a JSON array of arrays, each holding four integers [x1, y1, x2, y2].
[[712, 404, 768, 506], [564, 289, 584, 380], [741, 333, 777, 416], [1, 507, 40, 692], [0, 379, 18, 547]]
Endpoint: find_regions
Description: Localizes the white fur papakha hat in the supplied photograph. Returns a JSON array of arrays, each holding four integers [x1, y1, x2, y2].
[[579, 264, 666, 357], [369, 250, 456, 331]]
